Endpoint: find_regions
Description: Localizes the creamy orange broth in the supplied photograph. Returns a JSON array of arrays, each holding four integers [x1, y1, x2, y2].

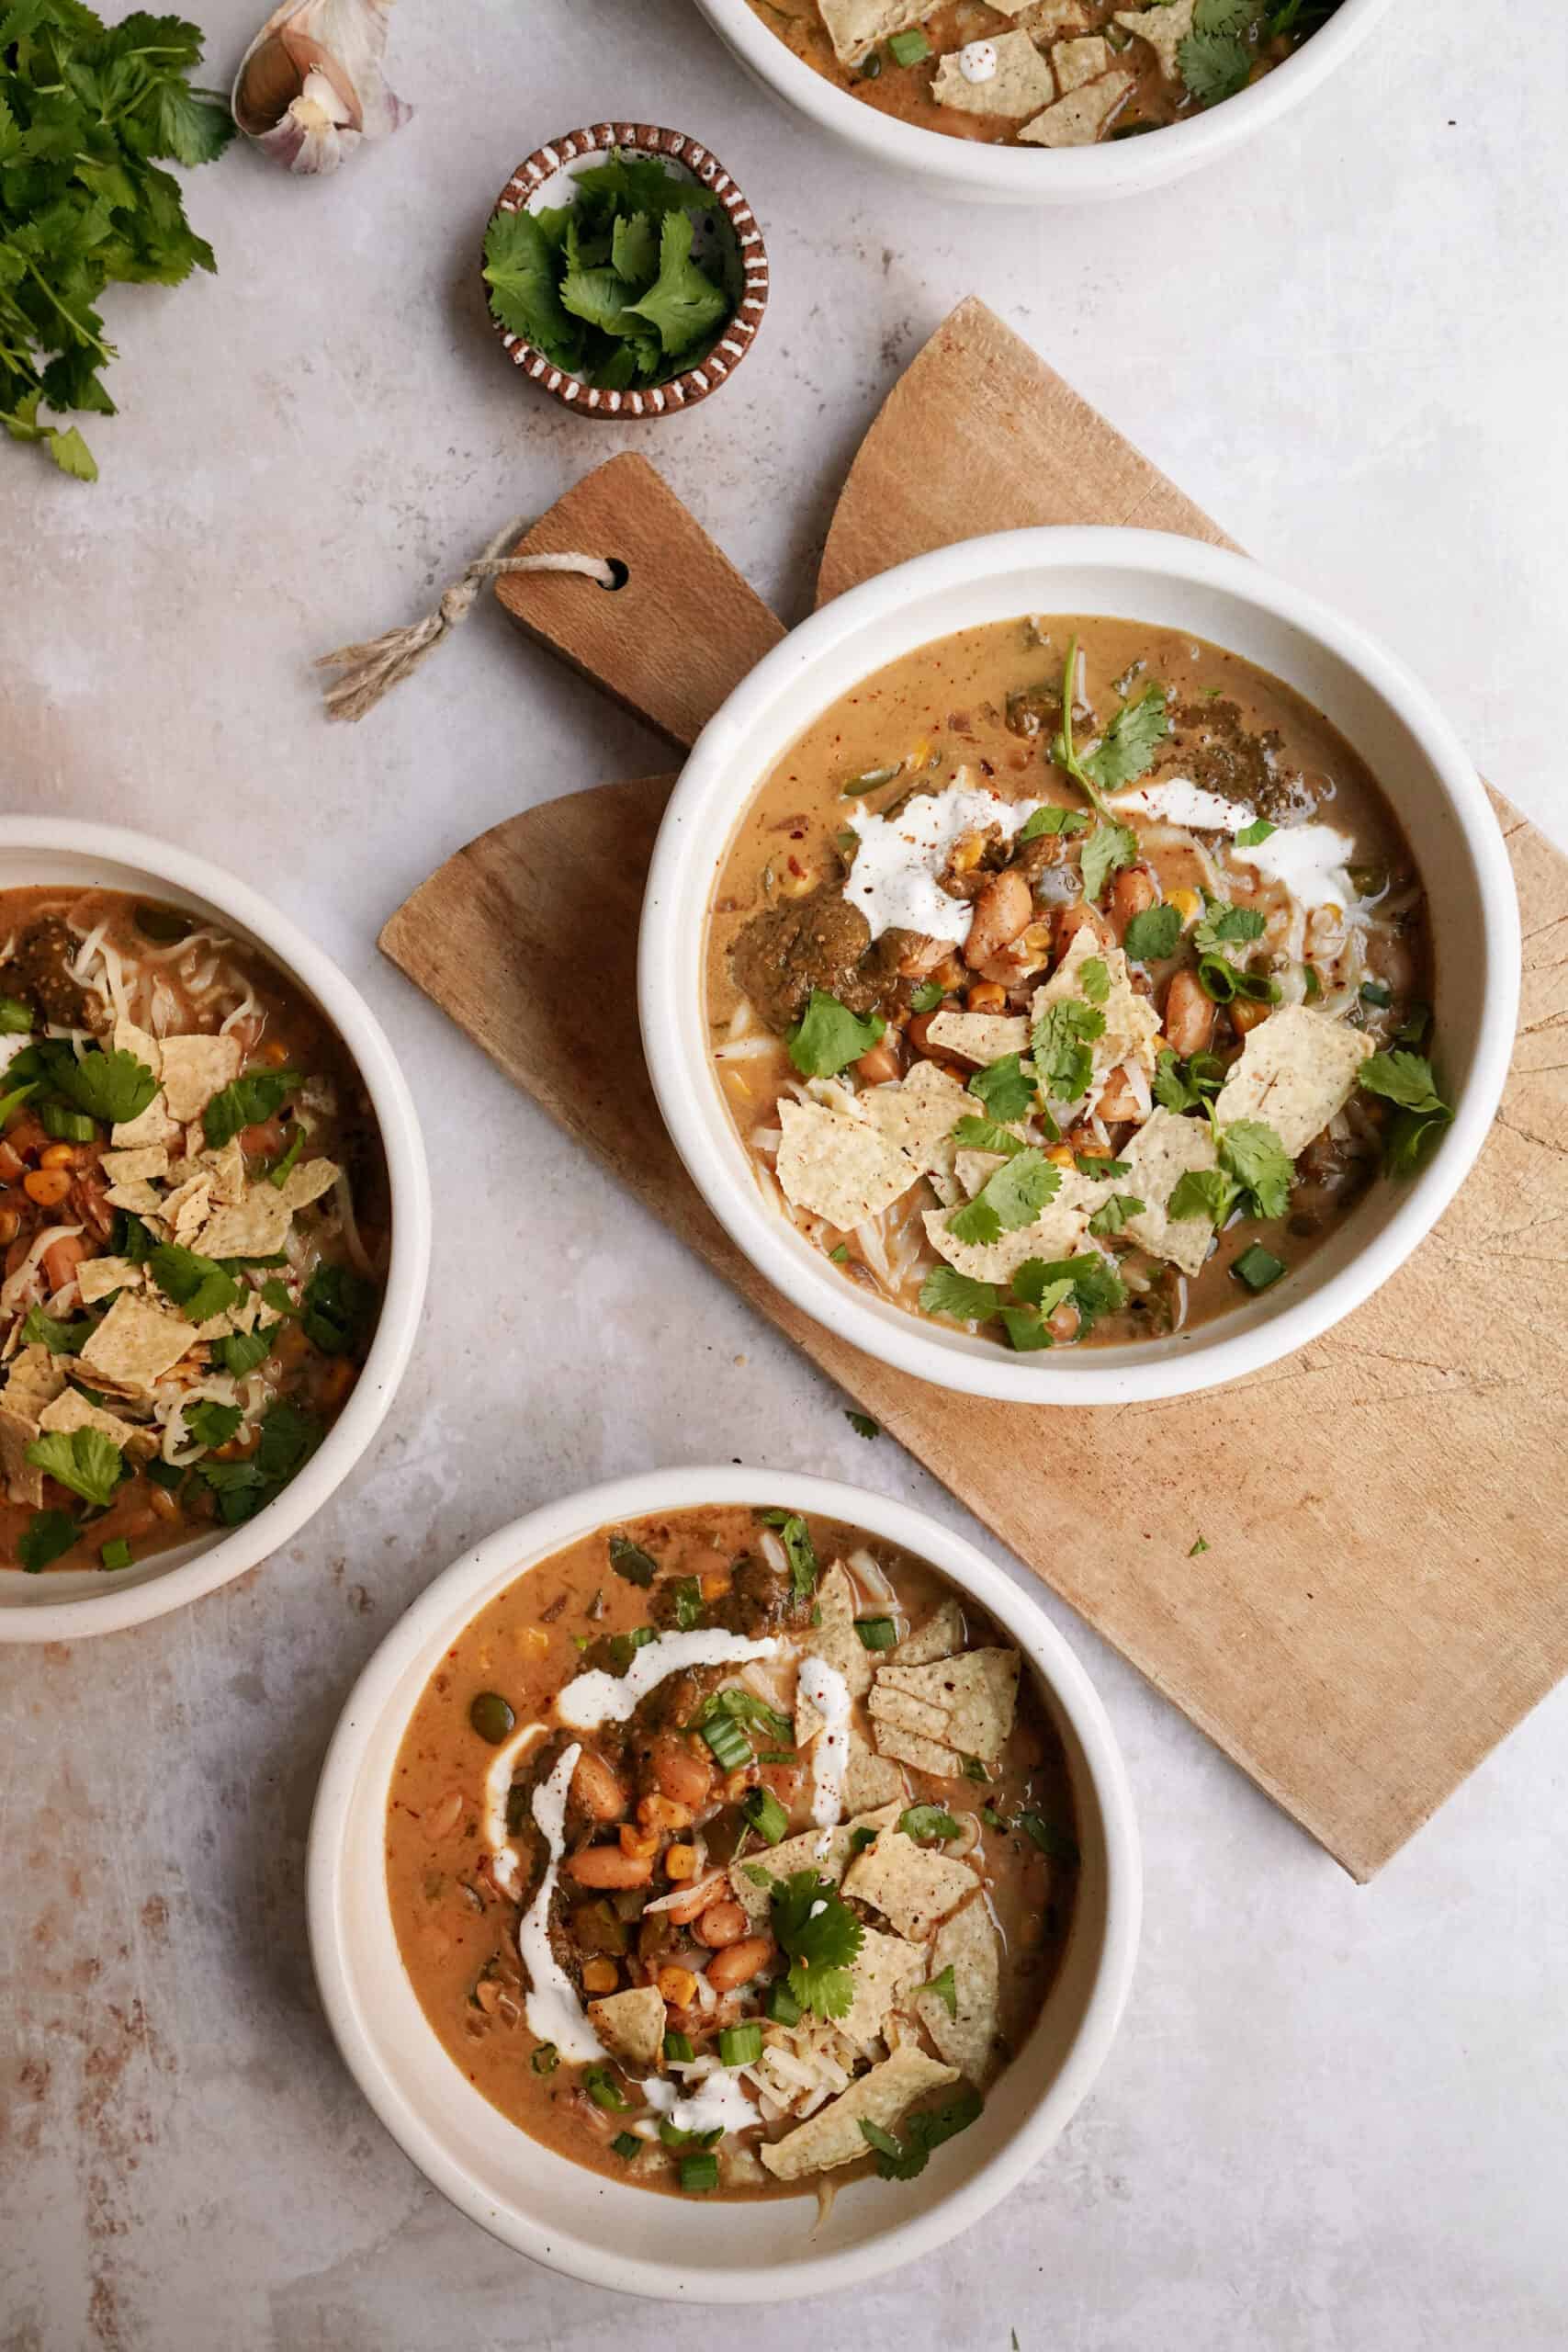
[[705, 616, 1432, 1350], [387, 1506, 1076, 2199]]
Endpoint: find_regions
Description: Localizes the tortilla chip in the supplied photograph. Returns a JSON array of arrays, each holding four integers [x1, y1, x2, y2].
[[869, 1719, 965, 1778], [100, 1147, 170, 1185], [1020, 68, 1135, 144], [775, 1100, 918, 1232], [842, 1827, 979, 1942], [0, 1404, 44, 1507], [862, 1061, 970, 1175], [838, 1925, 925, 2054], [1032, 925, 1161, 1085], [921, 1170, 1092, 1285], [587, 1985, 665, 2071], [75, 1255, 144, 1306], [953, 1147, 1010, 1201], [897, 1600, 966, 1667], [195, 1293, 260, 1343], [759, 2043, 960, 2180], [161, 1171, 214, 1248], [917, 1897, 1001, 2082], [993, 0, 1087, 19], [1213, 1004, 1375, 1159], [1053, 32, 1108, 85], [2, 1344, 69, 1422], [1117, 1105, 1222, 1280], [843, 1732, 907, 1815], [38, 1384, 156, 1462], [110, 1090, 181, 1151], [104, 1179, 165, 1220], [805, 1562, 874, 1705], [276, 1155, 339, 1213], [157, 1032, 241, 1125], [194, 1185, 292, 1261], [114, 1018, 163, 1079], [815, 0, 931, 67], [79, 1292, 197, 1393], [729, 1802, 903, 1925], [931, 29, 1055, 117], [196, 1137, 247, 1207], [1113, 0, 1193, 77], [874, 1649, 1021, 1765], [924, 1010, 1031, 1067]]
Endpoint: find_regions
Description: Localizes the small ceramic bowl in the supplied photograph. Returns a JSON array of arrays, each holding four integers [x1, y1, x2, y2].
[[0, 819, 431, 1643], [693, 0, 1400, 204], [486, 123, 770, 420], [307, 1464, 1141, 2300]]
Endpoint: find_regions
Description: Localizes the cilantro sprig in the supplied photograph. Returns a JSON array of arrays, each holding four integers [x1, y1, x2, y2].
[[920, 1250, 1125, 1349], [859, 2085, 983, 2180], [26, 1424, 123, 1508], [770, 1870, 863, 2020], [1359, 1048, 1453, 1173], [1168, 1117, 1294, 1228], [785, 989, 885, 1079], [759, 1508, 818, 1599], [946, 1148, 1058, 1248], [1048, 633, 1167, 906]]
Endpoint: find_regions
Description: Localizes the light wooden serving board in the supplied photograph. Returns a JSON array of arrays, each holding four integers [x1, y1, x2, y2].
[[382, 300, 1568, 1883]]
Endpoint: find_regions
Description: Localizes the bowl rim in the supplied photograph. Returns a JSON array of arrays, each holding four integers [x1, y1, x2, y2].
[[305, 1462, 1142, 2301], [691, 0, 1401, 202], [0, 816, 432, 1642], [486, 121, 770, 419], [637, 524, 1521, 1406]]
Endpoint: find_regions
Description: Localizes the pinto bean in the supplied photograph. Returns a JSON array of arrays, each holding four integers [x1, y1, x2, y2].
[[694, 1901, 748, 1949], [571, 1749, 628, 1822], [664, 1871, 728, 1927], [963, 866, 1033, 970], [704, 1935, 773, 1991], [1109, 866, 1156, 941], [1163, 970, 1215, 1057], [41, 1232, 88, 1293], [854, 1041, 902, 1087], [1055, 902, 1113, 956], [1097, 1065, 1144, 1123], [565, 1844, 652, 1889], [650, 1736, 713, 1811]]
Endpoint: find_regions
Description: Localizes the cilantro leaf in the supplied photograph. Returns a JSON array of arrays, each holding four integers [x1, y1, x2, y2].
[[608, 1532, 658, 1586], [1017, 803, 1089, 842], [915, 1962, 958, 2018], [845, 1410, 879, 1440], [1153, 1047, 1227, 1114], [214, 1322, 276, 1377], [202, 1067, 303, 1148], [946, 1148, 1058, 1247], [760, 1508, 818, 1599], [1079, 684, 1169, 794], [1234, 817, 1276, 847], [609, 209, 659, 288], [183, 1399, 241, 1452], [300, 1263, 378, 1357], [859, 2084, 983, 2179], [919, 1265, 1002, 1324], [1078, 956, 1111, 1006], [909, 980, 945, 1013], [196, 1399, 322, 1525], [1087, 1192, 1145, 1238], [1168, 1167, 1238, 1227], [785, 989, 885, 1078], [21, 1301, 91, 1353], [482, 207, 582, 366], [17, 1506, 77, 1572], [899, 1804, 960, 1842], [626, 208, 729, 357], [966, 1052, 1037, 1123], [686, 1688, 794, 1741], [12, 1039, 156, 1125], [1080, 821, 1139, 906], [1179, 26, 1253, 104], [1221, 1118, 1293, 1220], [1122, 902, 1183, 963], [1194, 901, 1267, 952], [1032, 999, 1104, 1102], [1359, 1049, 1453, 1174], [147, 1240, 237, 1325], [26, 1424, 123, 1508], [951, 1114, 1024, 1157], [1014, 1251, 1126, 1331], [771, 1870, 863, 2020]]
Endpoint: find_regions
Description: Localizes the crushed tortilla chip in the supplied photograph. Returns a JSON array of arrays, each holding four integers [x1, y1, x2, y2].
[[75, 1256, 145, 1306], [862, 1061, 970, 1175], [775, 1100, 919, 1232], [1213, 1004, 1375, 1159], [838, 1924, 925, 2054], [932, 28, 1055, 116], [816, 0, 931, 67], [157, 1032, 242, 1125], [1032, 925, 1161, 1085], [842, 1826, 979, 1942], [38, 1384, 156, 1462], [897, 1600, 966, 1668], [114, 1018, 163, 1079], [161, 1171, 215, 1248], [276, 1155, 339, 1213], [587, 1985, 665, 2071], [924, 1009, 1031, 1067], [759, 2044, 959, 2180], [916, 1897, 1001, 2083], [0, 1404, 44, 1507], [104, 1178, 165, 1221], [874, 1649, 1021, 1765], [2, 1344, 69, 1422], [110, 1085, 181, 1151], [196, 1137, 247, 1207], [921, 1171, 1092, 1285], [1117, 1106, 1221, 1280], [79, 1292, 197, 1394], [842, 1731, 906, 1815], [729, 1802, 902, 1925], [1053, 32, 1109, 86], [100, 1146, 170, 1185], [1020, 64, 1134, 141], [1113, 0, 1193, 77], [194, 1186, 292, 1262], [795, 1563, 874, 1736], [867, 1719, 964, 1779]]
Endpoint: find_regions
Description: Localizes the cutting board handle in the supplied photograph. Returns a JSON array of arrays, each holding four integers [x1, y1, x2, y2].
[[492, 451, 786, 752]]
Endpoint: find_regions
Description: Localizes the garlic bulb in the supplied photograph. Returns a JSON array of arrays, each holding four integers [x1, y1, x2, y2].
[[232, 0, 411, 175]]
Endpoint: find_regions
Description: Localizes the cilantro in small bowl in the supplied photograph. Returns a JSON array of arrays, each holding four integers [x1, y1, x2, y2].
[[483, 130, 768, 417]]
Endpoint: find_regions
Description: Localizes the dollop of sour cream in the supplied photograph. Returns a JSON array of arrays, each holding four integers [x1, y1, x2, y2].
[[517, 1742, 606, 2064], [844, 780, 1041, 946], [797, 1655, 852, 1857], [481, 1718, 548, 1900], [1111, 779, 1257, 832], [957, 38, 997, 80], [556, 1629, 781, 1732], [1233, 821, 1358, 911], [637, 2066, 759, 2140]]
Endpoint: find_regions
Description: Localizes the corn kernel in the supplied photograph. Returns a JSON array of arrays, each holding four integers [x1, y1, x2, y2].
[[910, 739, 931, 768], [518, 1626, 550, 1657], [721, 1769, 752, 1804], [950, 831, 985, 875], [23, 1169, 71, 1207], [619, 1825, 659, 1860], [1168, 888, 1201, 925], [260, 1038, 290, 1067], [664, 1844, 697, 1883], [699, 1568, 730, 1600], [581, 1958, 619, 1994], [965, 980, 1006, 1012], [657, 1964, 698, 2007], [1045, 1144, 1076, 1169], [637, 1794, 693, 1833], [39, 1142, 75, 1170]]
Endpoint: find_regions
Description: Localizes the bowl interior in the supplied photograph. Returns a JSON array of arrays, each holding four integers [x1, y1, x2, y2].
[[0, 832, 418, 1624], [648, 534, 1512, 1396], [310, 1471, 1134, 2299]]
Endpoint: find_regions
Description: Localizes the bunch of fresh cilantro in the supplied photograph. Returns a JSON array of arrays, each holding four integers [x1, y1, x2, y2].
[[1, 0, 233, 481], [482, 149, 741, 395]]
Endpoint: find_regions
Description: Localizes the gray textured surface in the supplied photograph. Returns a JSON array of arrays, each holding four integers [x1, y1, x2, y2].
[[4, 0, 1568, 2344]]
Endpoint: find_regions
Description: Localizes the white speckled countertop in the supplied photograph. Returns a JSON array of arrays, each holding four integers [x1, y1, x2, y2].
[[3, 0, 1567, 2343]]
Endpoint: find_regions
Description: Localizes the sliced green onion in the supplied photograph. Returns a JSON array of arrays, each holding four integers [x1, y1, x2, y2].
[[700, 1713, 751, 1772], [0, 994, 33, 1034], [719, 2022, 762, 2069], [531, 2043, 558, 2075], [1359, 979, 1393, 1008], [680, 2152, 719, 2193], [582, 2066, 628, 2111], [663, 2029, 694, 2064], [99, 1537, 134, 1571], [610, 2132, 640, 2161], [1303, 964, 1322, 1001], [0, 1081, 38, 1128], [765, 1980, 801, 2027], [266, 1125, 305, 1188], [660, 2120, 721, 2151], [829, 1243, 849, 1263], [887, 27, 931, 62], [840, 763, 899, 797], [854, 1615, 897, 1651], [855, 47, 882, 78], [740, 1786, 788, 1846], [1233, 1244, 1286, 1293], [39, 1101, 96, 1142]]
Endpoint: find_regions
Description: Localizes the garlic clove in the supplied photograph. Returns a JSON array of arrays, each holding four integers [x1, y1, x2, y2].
[[231, 0, 410, 175]]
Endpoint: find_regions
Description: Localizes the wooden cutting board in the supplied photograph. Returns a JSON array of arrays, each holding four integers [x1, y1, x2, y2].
[[382, 298, 1567, 1883]]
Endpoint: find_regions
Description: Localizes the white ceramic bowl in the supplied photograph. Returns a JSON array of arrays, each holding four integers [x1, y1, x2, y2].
[[639, 526, 1519, 1405], [0, 819, 431, 1642], [307, 1465, 1140, 2301], [694, 0, 1398, 203]]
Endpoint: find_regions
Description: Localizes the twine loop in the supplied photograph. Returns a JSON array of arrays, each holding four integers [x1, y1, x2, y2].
[[315, 516, 620, 722]]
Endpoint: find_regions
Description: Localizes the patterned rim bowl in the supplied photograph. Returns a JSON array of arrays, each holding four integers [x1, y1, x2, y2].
[[485, 123, 770, 420]]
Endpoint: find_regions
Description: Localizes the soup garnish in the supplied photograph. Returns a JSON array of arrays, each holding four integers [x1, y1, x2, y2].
[[705, 617, 1451, 1351], [386, 1506, 1076, 2201], [0, 889, 387, 1573], [746, 0, 1340, 150]]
